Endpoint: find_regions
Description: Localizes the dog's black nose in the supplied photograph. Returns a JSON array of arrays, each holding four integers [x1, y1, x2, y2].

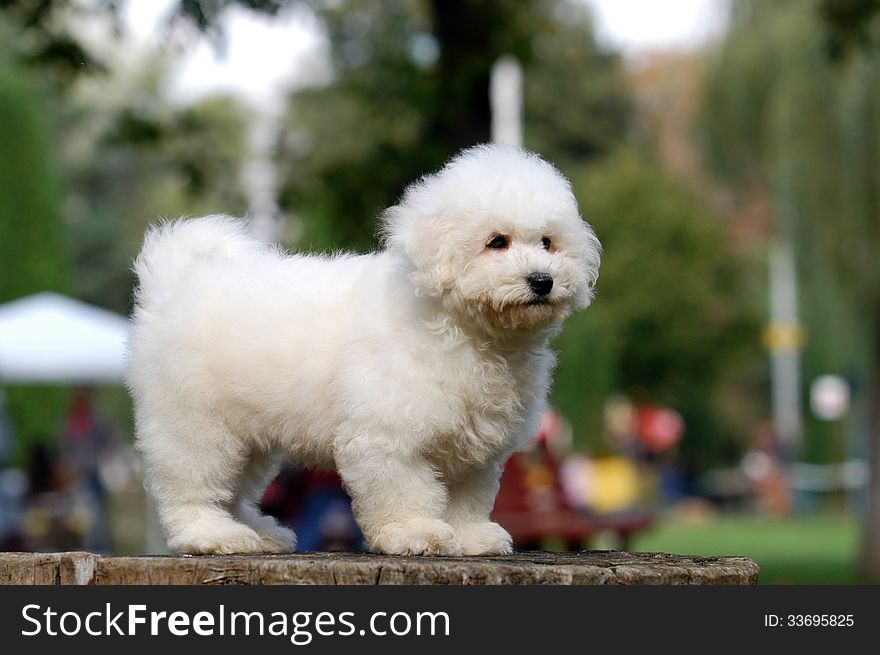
[[527, 273, 553, 297]]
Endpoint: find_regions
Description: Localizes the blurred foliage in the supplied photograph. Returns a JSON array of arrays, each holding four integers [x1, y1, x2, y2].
[[820, 0, 880, 59], [0, 2, 253, 456], [523, 3, 630, 169], [0, 67, 66, 301], [0, 58, 69, 458], [171, 0, 297, 39], [702, 0, 880, 578], [0, 0, 300, 84], [277, 0, 629, 251], [555, 150, 762, 462], [0, 0, 113, 86], [703, 2, 880, 461], [0, 4, 253, 315], [65, 75, 251, 312]]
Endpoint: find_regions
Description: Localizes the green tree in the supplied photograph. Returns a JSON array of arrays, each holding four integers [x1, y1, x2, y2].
[[0, 69, 66, 300], [276, 0, 629, 251], [66, 76, 251, 312], [0, 1, 254, 315], [701, 0, 880, 580], [0, 60, 69, 457], [0, 2, 254, 457], [553, 150, 761, 460], [0, 0, 300, 84]]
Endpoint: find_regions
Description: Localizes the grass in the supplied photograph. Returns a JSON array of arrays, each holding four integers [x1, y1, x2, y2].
[[631, 513, 861, 584]]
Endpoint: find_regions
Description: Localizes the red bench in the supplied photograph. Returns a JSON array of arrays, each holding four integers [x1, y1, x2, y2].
[[491, 452, 653, 551]]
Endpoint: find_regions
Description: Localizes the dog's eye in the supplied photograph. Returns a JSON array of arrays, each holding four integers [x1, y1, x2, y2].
[[541, 237, 552, 250], [486, 235, 509, 249]]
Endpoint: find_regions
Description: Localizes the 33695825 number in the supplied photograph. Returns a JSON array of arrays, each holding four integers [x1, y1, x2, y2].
[[786, 614, 854, 627]]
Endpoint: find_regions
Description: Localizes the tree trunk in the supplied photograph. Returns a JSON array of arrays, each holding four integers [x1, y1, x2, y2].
[[428, 0, 500, 151], [859, 325, 880, 581]]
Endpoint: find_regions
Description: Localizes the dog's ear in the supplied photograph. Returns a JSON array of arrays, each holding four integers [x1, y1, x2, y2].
[[380, 191, 455, 298], [571, 220, 602, 310]]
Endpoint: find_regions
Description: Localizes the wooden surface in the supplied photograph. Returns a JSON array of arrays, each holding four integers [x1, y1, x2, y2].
[[0, 550, 759, 585]]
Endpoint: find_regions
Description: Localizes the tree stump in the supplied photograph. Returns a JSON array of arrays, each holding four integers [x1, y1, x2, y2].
[[0, 551, 758, 585]]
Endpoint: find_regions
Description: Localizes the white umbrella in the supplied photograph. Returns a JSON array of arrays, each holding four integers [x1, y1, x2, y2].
[[0, 292, 129, 384]]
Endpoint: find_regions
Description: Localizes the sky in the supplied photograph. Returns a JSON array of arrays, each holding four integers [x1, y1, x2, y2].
[[589, 0, 727, 56], [120, 0, 728, 107], [120, 0, 326, 107]]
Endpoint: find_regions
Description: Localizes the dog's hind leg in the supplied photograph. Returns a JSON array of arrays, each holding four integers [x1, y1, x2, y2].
[[137, 413, 264, 554], [233, 450, 297, 553]]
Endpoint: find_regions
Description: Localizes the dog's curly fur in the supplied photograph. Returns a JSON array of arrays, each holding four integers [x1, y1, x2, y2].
[[126, 145, 601, 555]]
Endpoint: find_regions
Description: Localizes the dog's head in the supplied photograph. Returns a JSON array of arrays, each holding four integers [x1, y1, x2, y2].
[[381, 145, 601, 335]]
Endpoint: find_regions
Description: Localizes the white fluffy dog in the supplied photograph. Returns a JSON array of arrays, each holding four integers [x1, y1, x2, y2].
[[126, 144, 601, 556]]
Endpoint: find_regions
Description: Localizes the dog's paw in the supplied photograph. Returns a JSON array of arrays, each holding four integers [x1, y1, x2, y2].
[[454, 521, 512, 556], [256, 524, 298, 553], [169, 521, 264, 555], [371, 518, 462, 556]]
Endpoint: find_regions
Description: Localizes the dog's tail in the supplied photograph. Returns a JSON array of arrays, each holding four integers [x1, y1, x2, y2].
[[133, 215, 262, 306]]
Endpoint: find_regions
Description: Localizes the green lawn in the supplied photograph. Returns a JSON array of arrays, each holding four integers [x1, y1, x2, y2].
[[632, 513, 861, 584]]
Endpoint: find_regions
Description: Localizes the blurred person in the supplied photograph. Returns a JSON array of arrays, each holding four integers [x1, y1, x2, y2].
[[0, 390, 26, 550], [0, 390, 10, 468], [260, 467, 363, 552], [742, 421, 792, 516], [58, 388, 115, 552]]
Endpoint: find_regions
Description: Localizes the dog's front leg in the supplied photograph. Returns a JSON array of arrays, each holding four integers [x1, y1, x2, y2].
[[445, 460, 513, 556], [335, 434, 461, 556]]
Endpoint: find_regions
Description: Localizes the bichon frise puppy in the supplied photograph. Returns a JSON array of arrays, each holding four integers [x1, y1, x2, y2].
[[126, 144, 601, 556]]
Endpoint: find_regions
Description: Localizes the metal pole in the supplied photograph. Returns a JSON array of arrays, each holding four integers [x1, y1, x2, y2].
[[244, 112, 285, 243], [490, 55, 523, 148], [766, 239, 804, 459]]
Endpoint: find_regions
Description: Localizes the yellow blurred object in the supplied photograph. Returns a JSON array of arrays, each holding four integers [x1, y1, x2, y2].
[[66, 504, 95, 535], [762, 322, 806, 352], [668, 497, 717, 525], [524, 463, 555, 491], [22, 508, 51, 538], [604, 394, 636, 438], [589, 456, 641, 514]]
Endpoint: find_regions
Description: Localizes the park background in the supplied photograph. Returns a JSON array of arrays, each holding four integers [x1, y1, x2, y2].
[[1, 0, 878, 584]]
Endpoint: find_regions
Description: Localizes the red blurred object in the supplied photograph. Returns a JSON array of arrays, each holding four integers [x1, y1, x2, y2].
[[636, 406, 684, 454], [64, 389, 95, 444], [261, 469, 343, 522]]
